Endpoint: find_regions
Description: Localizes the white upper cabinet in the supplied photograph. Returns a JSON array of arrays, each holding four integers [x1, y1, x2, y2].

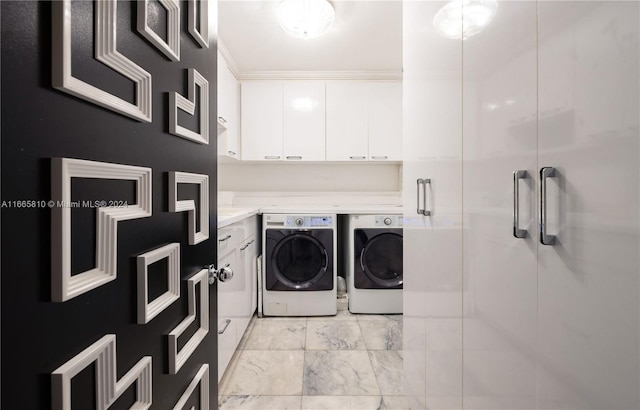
[[326, 81, 369, 161], [283, 81, 326, 161], [217, 52, 240, 158], [368, 82, 402, 161], [241, 80, 402, 162], [241, 81, 284, 160]]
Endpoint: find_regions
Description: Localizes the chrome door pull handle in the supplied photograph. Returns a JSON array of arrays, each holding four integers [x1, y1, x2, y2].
[[416, 178, 424, 215], [218, 319, 231, 334], [349, 156, 366, 160], [416, 178, 431, 216], [264, 156, 281, 160], [286, 155, 302, 160], [422, 179, 431, 216], [371, 156, 388, 160], [513, 170, 527, 238], [539, 167, 557, 245]]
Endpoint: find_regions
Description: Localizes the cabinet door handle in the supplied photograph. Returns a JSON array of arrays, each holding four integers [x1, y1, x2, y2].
[[539, 167, 557, 245], [416, 178, 424, 215], [240, 239, 254, 251], [228, 150, 237, 156], [513, 170, 528, 238], [218, 116, 227, 123], [422, 178, 431, 216], [349, 156, 366, 160], [286, 156, 302, 160], [218, 319, 231, 334], [416, 178, 431, 216], [371, 156, 388, 160], [264, 156, 281, 160], [218, 234, 231, 242]]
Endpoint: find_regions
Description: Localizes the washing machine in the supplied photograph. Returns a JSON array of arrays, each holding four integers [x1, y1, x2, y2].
[[346, 214, 403, 314], [262, 214, 337, 316]]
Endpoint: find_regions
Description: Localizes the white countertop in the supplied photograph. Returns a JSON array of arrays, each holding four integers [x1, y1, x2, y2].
[[217, 204, 403, 228], [217, 206, 261, 228]]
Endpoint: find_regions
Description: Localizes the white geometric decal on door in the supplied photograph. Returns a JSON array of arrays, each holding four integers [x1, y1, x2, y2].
[[137, 0, 181, 62], [51, 334, 152, 410], [169, 68, 210, 144], [52, 0, 153, 122], [168, 269, 209, 374], [51, 158, 152, 302], [187, 0, 209, 48], [169, 171, 209, 245], [137, 243, 181, 324], [172, 364, 210, 410]]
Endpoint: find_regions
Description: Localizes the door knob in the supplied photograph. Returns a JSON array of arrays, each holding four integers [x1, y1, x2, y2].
[[206, 264, 234, 284]]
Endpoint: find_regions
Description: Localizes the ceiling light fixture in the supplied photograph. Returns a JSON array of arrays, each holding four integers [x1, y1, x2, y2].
[[433, 0, 498, 40], [277, 0, 335, 40]]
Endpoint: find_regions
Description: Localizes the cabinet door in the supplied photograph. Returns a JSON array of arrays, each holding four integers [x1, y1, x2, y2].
[[462, 2, 538, 408], [237, 235, 257, 342], [283, 81, 325, 161], [217, 247, 238, 382], [537, 2, 640, 408], [326, 81, 369, 161], [368, 82, 402, 161], [217, 53, 240, 159], [403, 2, 463, 408], [241, 81, 283, 160]]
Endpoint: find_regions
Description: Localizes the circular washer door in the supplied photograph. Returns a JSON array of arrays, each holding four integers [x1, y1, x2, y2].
[[273, 233, 328, 289], [360, 232, 403, 287]]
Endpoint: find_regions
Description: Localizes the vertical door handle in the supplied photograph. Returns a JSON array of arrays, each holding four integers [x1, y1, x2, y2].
[[513, 170, 527, 238], [416, 178, 432, 216], [416, 178, 423, 215], [539, 167, 557, 245], [422, 179, 431, 216]]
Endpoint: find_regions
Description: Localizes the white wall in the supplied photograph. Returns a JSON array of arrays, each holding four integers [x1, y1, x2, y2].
[[218, 162, 402, 192]]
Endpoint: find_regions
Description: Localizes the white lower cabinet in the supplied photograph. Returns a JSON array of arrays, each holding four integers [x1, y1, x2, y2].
[[217, 246, 239, 381], [217, 216, 259, 382]]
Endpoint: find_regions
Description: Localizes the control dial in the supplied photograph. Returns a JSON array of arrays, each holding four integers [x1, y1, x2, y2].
[[295, 217, 304, 226], [383, 217, 393, 226]]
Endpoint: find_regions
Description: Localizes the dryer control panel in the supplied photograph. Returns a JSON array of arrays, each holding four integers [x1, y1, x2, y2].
[[285, 216, 334, 227], [375, 216, 403, 227]]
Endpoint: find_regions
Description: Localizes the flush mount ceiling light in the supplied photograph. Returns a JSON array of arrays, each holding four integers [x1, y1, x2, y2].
[[277, 0, 335, 39], [433, 0, 498, 40]]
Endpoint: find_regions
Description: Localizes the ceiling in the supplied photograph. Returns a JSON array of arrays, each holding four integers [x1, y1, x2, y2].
[[218, 1, 403, 75]]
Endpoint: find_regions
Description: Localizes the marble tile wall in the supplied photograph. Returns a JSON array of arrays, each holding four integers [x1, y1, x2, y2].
[[219, 311, 408, 410]]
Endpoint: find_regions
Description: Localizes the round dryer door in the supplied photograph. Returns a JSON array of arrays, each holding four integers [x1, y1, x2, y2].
[[273, 233, 329, 289], [361, 232, 403, 287]]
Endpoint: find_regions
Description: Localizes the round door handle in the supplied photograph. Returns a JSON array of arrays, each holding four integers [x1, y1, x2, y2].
[[218, 265, 234, 282]]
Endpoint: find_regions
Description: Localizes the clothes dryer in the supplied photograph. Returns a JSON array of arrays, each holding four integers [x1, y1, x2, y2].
[[346, 214, 403, 314]]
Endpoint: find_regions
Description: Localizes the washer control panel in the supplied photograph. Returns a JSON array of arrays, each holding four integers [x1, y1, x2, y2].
[[375, 216, 403, 227], [285, 216, 334, 227]]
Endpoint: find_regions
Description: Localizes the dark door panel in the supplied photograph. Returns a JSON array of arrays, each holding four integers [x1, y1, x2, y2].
[[1, 1, 218, 408]]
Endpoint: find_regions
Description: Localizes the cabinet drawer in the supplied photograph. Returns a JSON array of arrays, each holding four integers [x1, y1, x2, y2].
[[217, 225, 244, 254], [217, 215, 258, 254]]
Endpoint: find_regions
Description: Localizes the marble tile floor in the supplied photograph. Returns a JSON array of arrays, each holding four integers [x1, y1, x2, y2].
[[218, 310, 409, 410]]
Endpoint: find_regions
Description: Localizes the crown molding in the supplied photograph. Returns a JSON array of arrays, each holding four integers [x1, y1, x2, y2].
[[217, 39, 241, 78], [237, 70, 403, 81]]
